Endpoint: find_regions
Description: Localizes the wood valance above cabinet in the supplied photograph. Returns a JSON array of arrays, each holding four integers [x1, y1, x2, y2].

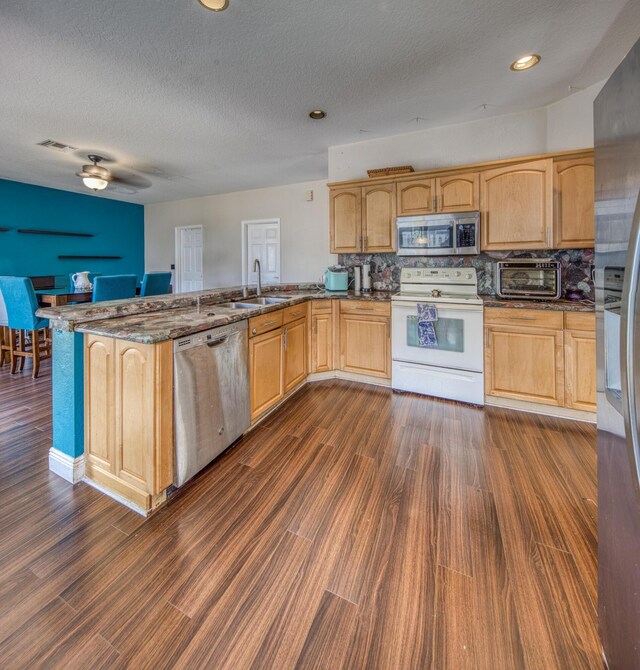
[[328, 149, 594, 253]]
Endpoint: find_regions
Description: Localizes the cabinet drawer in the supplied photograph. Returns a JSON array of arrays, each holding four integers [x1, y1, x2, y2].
[[340, 300, 391, 316], [311, 299, 333, 314], [248, 310, 284, 337], [484, 307, 563, 330], [564, 312, 595, 332], [283, 303, 307, 324]]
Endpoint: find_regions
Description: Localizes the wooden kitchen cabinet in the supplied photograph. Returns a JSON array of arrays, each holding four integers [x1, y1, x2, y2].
[[339, 301, 390, 379], [283, 317, 307, 393], [554, 156, 595, 248], [481, 159, 553, 250], [311, 309, 334, 373], [564, 312, 596, 411], [396, 177, 436, 216], [84, 335, 174, 511], [330, 187, 361, 253], [330, 183, 395, 253], [396, 172, 479, 216], [249, 327, 284, 420], [435, 172, 479, 213], [362, 182, 396, 252], [484, 309, 564, 406]]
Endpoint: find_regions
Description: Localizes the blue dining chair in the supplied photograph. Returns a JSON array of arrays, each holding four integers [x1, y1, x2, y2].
[[140, 272, 172, 297], [92, 275, 137, 302], [0, 276, 51, 378]]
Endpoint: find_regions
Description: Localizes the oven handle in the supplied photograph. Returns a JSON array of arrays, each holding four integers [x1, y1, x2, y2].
[[392, 300, 483, 312]]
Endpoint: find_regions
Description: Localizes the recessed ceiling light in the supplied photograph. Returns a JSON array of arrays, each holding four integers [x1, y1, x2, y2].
[[510, 54, 541, 71], [309, 110, 326, 120], [198, 0, 229, 11]]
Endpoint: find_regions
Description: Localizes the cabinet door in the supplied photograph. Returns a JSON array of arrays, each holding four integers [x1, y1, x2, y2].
[[340, 314, 390, 378], [481, 159, 553, 250], [396, 178, 436, 216], [330, 187, 362, 253], [283, 317, 307, 393], [554, 157, 595, 248], [311, 312, 333, 373], [85, 335, 116, 473], [362, 182, 396, 252], [565, 329, 596, 411], [250, 327, 284, 420], [436, 172, 479, 212], [485, 325, 564, 406]]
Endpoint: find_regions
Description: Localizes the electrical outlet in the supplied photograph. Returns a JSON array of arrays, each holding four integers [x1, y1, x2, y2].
[[306, 190, 314, 202]]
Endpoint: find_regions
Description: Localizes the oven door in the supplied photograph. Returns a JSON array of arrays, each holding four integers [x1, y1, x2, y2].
[[391, 300, 484, 372]]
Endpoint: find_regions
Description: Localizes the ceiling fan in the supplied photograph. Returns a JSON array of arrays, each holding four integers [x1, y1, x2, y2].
[[75, 154, 152, 193]]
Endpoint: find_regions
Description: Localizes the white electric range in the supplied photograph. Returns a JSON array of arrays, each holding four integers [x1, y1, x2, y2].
[[391, 267, 484, 405]]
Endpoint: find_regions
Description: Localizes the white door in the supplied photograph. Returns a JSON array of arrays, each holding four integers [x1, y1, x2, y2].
[[245, 221, 280, 285], [176, 226, 203, 293]]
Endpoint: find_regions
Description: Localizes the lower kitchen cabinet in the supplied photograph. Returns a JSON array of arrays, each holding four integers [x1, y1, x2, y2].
[[249, 327, 284, 420], [310, 301, 334, 373], [84, 334, 174, 511], [283, 317, 307, 393], [339, 308, 391, 379], [485, 325, 564, 406], [564, 313, 596, 411], [249, 313, 307, 420]]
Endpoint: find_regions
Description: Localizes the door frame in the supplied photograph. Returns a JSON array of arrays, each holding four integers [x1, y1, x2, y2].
[[241, 219, 281, 285], [174, 224, 203, 293]]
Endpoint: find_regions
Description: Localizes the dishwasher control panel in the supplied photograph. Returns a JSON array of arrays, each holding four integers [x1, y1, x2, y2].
[[173, 320, 247, 352]]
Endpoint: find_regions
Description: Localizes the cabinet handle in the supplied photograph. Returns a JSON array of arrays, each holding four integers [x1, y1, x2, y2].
[[364, 236, 368, 250], [313, 317, 317, 334], [283, 328, 288, 350], [508, 316, 536, 321], [359, 235, 363, 251], [355, 306, 374, 311], [252, 328, 257, 335], [547, 227, 551, 247], [485, 327, 490, 349]]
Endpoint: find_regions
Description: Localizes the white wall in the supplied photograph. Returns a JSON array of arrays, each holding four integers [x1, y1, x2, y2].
[[328, 82, 605, 182], [145, 179, 333, 288]]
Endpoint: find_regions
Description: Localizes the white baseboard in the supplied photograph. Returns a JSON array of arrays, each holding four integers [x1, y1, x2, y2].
[[48, 448, 86, 483], [307, 370, 392, 387], [82, 477, 147, 517], [485, 396, 597, 423]]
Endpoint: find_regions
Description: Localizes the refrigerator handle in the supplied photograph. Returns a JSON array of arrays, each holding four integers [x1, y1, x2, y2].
[[621, 190, 640, 502]]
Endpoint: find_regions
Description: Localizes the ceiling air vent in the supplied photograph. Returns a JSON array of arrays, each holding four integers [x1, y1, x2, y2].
[[37, 139, 77, 153]]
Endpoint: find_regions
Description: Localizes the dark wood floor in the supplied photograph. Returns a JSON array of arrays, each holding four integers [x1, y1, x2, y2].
[[0, 360, 601, 669]]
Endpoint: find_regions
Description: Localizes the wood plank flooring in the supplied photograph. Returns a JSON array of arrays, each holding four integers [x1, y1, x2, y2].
[[0, 360, 601, 669]]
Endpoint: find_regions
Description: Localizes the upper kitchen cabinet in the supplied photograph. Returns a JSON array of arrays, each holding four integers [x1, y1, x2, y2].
[[435, 172, 479, 213], [330, 187, 362, 253], [362, 182, 396, 253], [396, 173, 479, 215], [480, 159, 553, 250], [396, 177, 436, 216], [554, 156, 595, 248]]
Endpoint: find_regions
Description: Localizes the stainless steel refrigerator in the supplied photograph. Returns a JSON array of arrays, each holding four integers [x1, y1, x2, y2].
[[595, 37, 640, 669]]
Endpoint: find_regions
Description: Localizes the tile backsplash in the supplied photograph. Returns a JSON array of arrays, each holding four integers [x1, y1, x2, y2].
[[338, 249, 594, 296]]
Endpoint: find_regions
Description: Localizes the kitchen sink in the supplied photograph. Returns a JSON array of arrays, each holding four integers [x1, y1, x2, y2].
[[218, 302, 257, 309], [242, 296, 289, 305]]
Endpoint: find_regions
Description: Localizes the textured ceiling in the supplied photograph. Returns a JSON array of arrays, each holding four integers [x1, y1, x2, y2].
[[1, 0, 639, 204]]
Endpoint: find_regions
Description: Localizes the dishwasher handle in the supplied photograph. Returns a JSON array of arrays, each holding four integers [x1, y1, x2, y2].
[[206, 336, 230, 348]]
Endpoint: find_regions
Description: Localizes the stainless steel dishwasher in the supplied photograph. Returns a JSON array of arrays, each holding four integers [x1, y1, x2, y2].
[[173, 320, 250, 487]]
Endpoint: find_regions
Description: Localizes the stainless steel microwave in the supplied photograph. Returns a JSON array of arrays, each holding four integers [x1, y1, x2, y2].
[[396, 212, 480, 256], [496, 259, 562, 299]]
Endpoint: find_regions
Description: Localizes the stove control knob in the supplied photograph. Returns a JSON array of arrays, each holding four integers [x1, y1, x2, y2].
[[466, 273, 473, 280], [406, 272, 412, 279], [454, 271, 461, 277]]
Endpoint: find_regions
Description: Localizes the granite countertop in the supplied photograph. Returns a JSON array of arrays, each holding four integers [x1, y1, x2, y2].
[[482, 296, 595, 312], [39, 285, 393, 344]]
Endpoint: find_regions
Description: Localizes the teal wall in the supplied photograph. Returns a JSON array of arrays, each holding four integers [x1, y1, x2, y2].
[[0, 178, 144, 280]]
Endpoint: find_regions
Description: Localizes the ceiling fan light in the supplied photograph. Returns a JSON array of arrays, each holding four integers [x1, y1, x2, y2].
[[83, 177, 109, 191], [198, 0, 229, 10]]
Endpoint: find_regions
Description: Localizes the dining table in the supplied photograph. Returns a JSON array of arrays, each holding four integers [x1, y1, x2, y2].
[[35, 288, 93, 307]]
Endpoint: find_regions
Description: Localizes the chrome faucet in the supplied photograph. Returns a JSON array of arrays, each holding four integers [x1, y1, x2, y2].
[[253, 258, 262, 296]]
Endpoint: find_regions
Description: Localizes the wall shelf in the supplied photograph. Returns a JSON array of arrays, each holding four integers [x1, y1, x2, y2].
[[18, 228, 94, 238], [58, 255, 122, 260]]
